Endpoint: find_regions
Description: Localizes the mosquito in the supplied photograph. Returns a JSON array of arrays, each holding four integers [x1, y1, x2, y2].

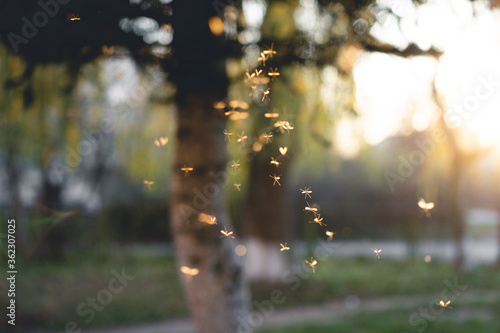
[[69, 13, 80, 21], [436, 300, 453, 309], [143, 180, 154, 190], [372, 248, 382, 259], [223, 129, 232, 142], [273, 120, 294, 133], [246, 70, 268, 85], [418, 198, 435, 213], [264, 112, 279, 118], [261, 88, 270, 102], [269, 174, 282, 186], [268, 68, 280, 80], [279, 147, 288, 156], [326, 230, 336, 240], [305, 257, 318, 273], [237, 131, 248, 144], [270, 157, 280, 167], [245, 70, 256, 83], [309, 213, 326, 227], [258, 52, 268, 66], [280, 242, 290, 252], [300, 187, 312, 199], [198, 212, 217, 225], [154, 137, 168, 147], [261, 132, 273, 144], [273, 120, 287, 132], [180, 266, 199, 281], [220, 227, 235, 239], [262, 43, 277, 58], [234, 184, 241, 191], [181, 166, 194, 176], [304, 201, 318, 213], [230, 160, 240, 170]]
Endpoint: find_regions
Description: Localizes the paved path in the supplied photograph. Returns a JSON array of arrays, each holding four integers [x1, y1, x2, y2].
[[83, 290, 500, 333]]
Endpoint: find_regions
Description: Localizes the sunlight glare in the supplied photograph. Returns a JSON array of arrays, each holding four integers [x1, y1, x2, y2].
[[436, 7, 500, 148], [334, 118, 360, 159]]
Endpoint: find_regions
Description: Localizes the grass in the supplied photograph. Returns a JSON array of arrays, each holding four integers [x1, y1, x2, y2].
[[251, 257, 500, 309], [258, 305, 500, 333], [3, 252, 188, 332], [1, 250, 499, 332]]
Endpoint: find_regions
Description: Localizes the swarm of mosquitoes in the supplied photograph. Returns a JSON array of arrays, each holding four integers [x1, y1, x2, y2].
[[136, 42, 445, 309]]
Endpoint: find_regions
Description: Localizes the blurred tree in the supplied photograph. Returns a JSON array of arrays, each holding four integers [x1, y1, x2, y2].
[[234, 0, 443, 281], [0, 1, 249, 331], [0, 47, 77, 259], [432, 81, 494, 271]]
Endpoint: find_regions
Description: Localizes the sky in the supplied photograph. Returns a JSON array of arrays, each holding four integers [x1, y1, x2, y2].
[[336, 0, 500, 158]]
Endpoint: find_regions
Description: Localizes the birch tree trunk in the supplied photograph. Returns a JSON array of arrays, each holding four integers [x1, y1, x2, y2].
[[449, 155, 465, 271], [169, 96, 251, 332]]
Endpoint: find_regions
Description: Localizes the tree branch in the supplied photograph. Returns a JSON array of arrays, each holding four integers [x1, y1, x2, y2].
[[359, 39, 443, 58]]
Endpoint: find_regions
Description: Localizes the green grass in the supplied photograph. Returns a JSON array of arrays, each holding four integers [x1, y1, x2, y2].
[[258, 305, 500, 333], [252, 257, 500, 309], [3, 253, 188, 332], [1, 251, 499, 332]]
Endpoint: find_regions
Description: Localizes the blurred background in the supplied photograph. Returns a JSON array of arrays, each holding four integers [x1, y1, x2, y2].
[[1, 0, 500, 332]]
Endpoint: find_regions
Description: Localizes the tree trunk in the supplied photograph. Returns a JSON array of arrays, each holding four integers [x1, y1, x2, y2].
[[243, 148, 289, 281], [169, 96, 251, 332], [168, 2, 251, 330], [433, 87, 466, 272], [449, 155, 465, 271]]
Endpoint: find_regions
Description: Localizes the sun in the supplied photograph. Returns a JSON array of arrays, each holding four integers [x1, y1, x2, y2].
[[463, 106, 500, 148]]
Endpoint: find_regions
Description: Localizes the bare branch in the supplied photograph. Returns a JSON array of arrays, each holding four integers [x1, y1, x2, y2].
[[360, 40, 443, 58]]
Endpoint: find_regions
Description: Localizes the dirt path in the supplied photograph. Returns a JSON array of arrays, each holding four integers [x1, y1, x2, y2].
[[83, 289, 499, 333]]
